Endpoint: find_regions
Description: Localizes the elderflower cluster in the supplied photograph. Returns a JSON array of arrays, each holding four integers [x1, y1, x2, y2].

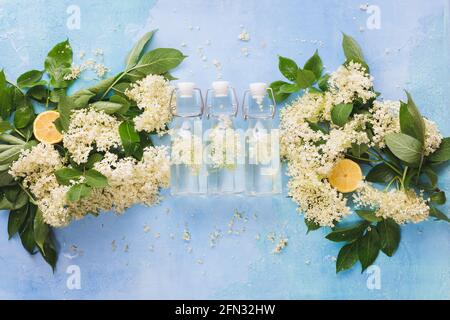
[[206, 116, 242, 169], [287, 157, 351, 227], [327, 61, 377, 105], [424, 119, 442, 156], [9, 143, 64, 201], [63, 109, 121, 164], [367, 100, 442, 154], [354, 183, 430, 224], [9, 143, 170, 227], [125, 74, 174, 134], [280, 90, 372, 226], [368, 100, 400, 148]]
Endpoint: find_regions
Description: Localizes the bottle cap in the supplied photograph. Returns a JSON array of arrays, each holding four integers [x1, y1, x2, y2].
[[177, 82, 195, 98], [212, 81, 229, 97], [249, 82, 267, 100]]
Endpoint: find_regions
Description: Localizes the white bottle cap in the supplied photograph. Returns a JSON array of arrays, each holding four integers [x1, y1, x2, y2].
[[177, 82, 195, 98], [250, 82, 268, 100], [212, 81, 229, 97]]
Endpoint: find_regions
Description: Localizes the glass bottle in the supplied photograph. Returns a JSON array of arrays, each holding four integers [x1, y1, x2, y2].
[[204, 81, 244, 194], [243, 82, 281, 195], [169, 82, 206, 195]]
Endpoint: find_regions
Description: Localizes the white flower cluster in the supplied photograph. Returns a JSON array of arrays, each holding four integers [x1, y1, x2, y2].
[[367, 100, 442, 153], [328, 61, 377, 105], [206, 116, 242, 169], [354, 183, 430, 224], [280, 92, 371, 226], [9, 143, 170, 228], [9, 143, 64, 202], [63, 109, 121, 164], [92, 147, 170, 213], [368, 100, 400, 148], [423, 119, 442, 156], [125, 74, 174, 134]]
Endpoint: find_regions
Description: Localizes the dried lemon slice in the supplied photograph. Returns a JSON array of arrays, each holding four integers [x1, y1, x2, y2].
[[33, 110, 63, 144], [328, 159, 363, 193]]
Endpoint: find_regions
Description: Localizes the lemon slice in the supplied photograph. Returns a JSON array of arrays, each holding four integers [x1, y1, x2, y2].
[[328, 159, 363, 193], [33, 110, 63, 144]]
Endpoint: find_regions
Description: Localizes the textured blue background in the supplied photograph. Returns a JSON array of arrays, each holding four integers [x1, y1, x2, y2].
[[0, 0, 449, 299]]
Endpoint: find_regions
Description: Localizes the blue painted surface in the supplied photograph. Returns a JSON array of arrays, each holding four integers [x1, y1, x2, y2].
[[0, 0, 449, 299]]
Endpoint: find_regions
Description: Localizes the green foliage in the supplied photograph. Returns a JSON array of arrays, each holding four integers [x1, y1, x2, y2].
[[331, 103, 353, 127], [399, 92, 425, 144], [0, 30, 185, 272], [376, 219, 400, 257], [358, 227, 380, 272], [385, 133, 423, 165], [44, 40, 73, 88]]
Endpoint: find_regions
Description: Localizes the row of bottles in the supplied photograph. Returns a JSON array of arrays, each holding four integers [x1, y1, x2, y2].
[[169, 81, 281, 196]]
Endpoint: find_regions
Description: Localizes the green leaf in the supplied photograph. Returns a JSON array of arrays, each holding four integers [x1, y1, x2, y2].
[[351, 143, 368, 158], [358, 227, 380, 272], [125, 30, 156, 69], [304, 50, 323, 79], [385, 133, 423, 165], [377, 219, 400, 257], [296, 68, 316, 89], [71, 75, 117, 107], [54, 167, 82, 185], [399, 92, 425, 144], [19, 205, 36, 254], [305, 218, 321, 233], [5, 186, 20, 202], [336, 242, 359, 273], [326, 221, 369, 242], [8, 204, 29, 239], [342, 33, 365, 64], [14, 104, 35, 129], [0, 133, 26, 144], [34, 208, 49, 252], [278, 56, 298, 82], [119, 120, 141, 157], [0, 85, 14, 119], [91, 96, 130, 115], [131, 48, 186, 76], [27, 85, 49, 103], [428, 137, 450, 163], [0, 69, 6, 88], [366, 163, 397, 183], [66, 183, 92, 202], [279, 83, 300, 93], [39, 231, 57, 271], [0, 170, 15, 187], [17, 70, 45, 89], [12, 190, 29, 210], [423, 166, 438, 188], [356, 210, 382, 222], [85, 153, 104, 169], [56, 94, 78, 132], [430, 191, 446, 205], [0, 195, 14, 210], [0, 120, 13, 133], [44, 40, 73, 88], [331, 103, 353, 127], [429, 207, 450, 223], [84, 169, 108, 188], [0, 145, 26, 165], [269, 81, 290, 104], [318, 74, 330, 91]]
